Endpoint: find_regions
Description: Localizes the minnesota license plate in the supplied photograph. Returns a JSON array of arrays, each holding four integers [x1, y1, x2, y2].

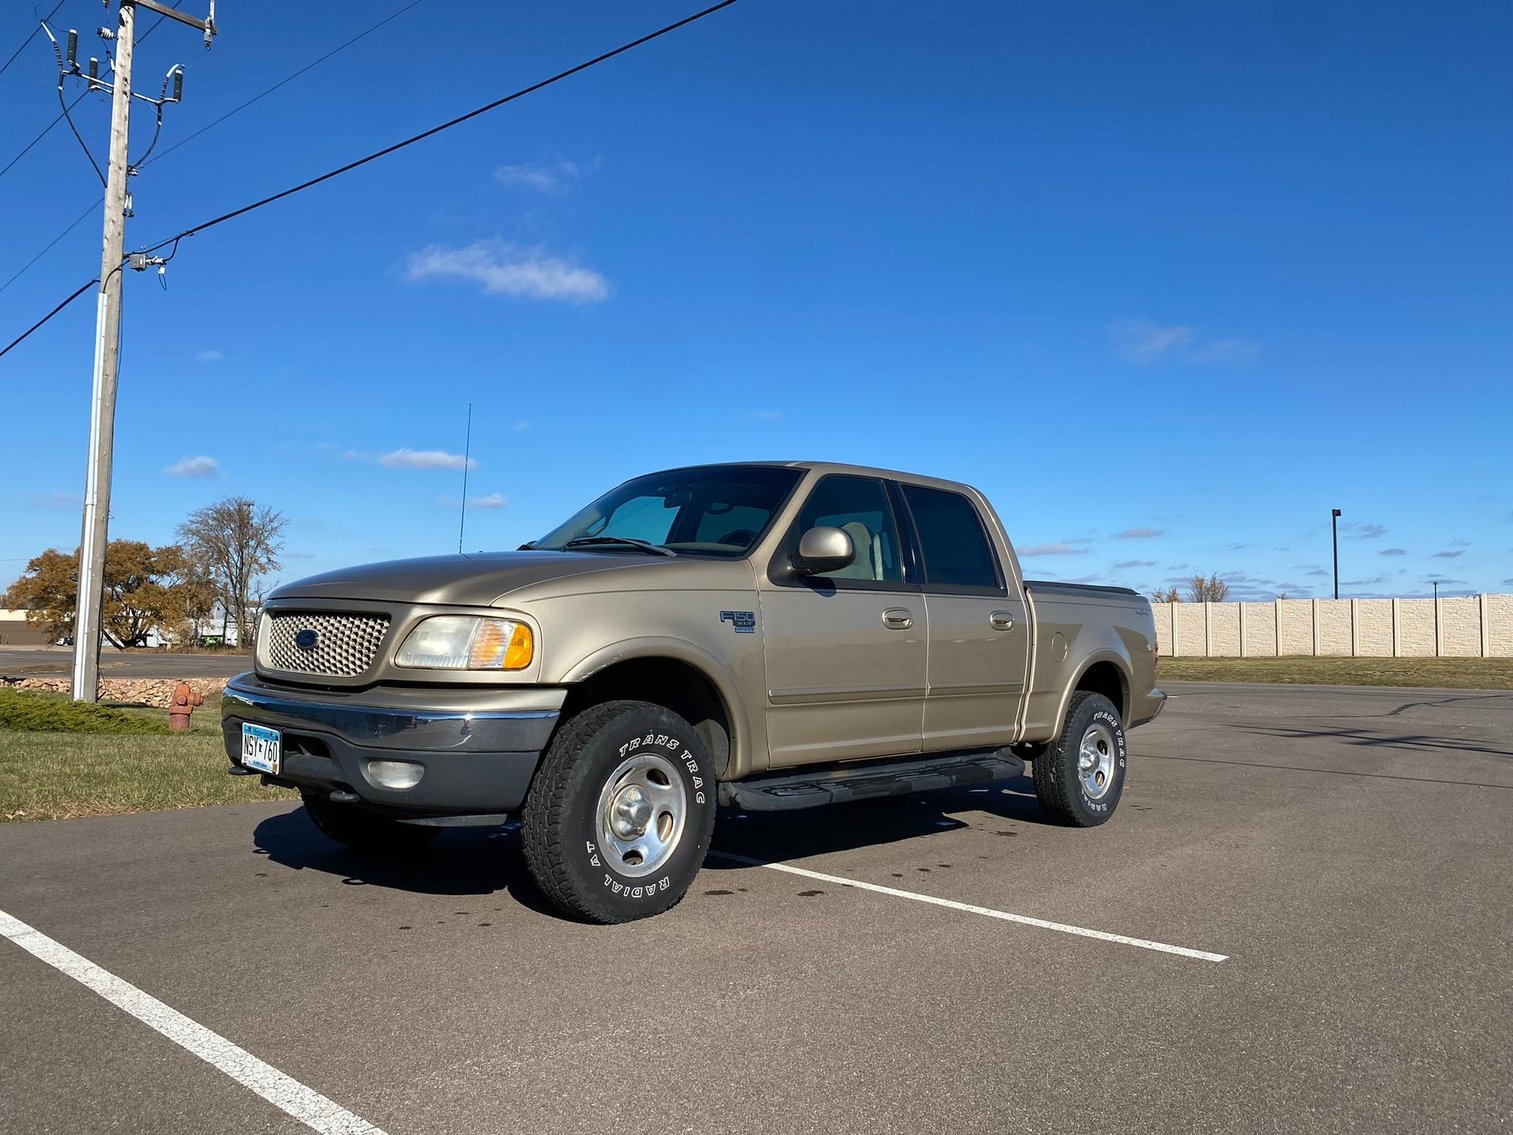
[[240, 723, 282, 775]]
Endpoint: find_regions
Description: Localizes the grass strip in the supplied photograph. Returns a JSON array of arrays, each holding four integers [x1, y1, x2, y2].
[[0, 691, 285, 822], [1157, 656, 1513, 689]]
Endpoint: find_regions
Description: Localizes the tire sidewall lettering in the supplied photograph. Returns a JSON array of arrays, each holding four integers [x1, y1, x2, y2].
[[583, 720, 707, 902]]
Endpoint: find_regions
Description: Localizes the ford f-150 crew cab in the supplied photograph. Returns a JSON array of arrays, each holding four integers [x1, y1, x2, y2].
[[224, 462, 1164, 922]]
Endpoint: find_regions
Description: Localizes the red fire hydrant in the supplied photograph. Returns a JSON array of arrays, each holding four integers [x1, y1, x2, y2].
[[168, 681, 204, 732]]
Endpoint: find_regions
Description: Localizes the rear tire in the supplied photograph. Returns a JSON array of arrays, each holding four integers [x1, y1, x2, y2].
[[300, 790, 441, 855], [1034, 692, 1127, 827], [522, 700, 717, 923]]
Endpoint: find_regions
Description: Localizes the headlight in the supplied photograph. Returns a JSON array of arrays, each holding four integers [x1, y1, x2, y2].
[[395, 615, 534, 670]]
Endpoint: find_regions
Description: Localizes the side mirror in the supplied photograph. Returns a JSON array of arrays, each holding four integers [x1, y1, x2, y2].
[[794, 526, 855, 576]]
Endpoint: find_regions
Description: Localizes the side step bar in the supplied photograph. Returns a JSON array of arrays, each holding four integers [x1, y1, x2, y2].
[[720, 748, 1027, 813]]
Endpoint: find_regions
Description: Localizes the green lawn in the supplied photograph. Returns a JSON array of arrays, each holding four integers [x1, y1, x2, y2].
[[0, 691, 285, 822], [1157, 655, 1513, 689]]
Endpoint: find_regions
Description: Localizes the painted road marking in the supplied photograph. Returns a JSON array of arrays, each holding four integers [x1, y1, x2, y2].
[[0, 908, 387, 1135], [710, 853, 1228, 963]]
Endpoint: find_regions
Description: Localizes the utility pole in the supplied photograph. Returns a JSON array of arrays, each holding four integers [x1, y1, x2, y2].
[[62, 0, 215, 701], [71, 2, 135, 703]]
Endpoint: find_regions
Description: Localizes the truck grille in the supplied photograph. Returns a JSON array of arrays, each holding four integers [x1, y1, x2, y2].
[[262, 611, 390, 677]]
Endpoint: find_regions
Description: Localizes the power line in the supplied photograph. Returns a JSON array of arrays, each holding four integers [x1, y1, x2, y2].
[[0, 89, 85, 179], [0, 13, 166, 183], [135, 0, 741, 259], [0, 197, 97, 295], [0, 1, 66, 81], [0, 277, 98, 362], [0, 2, 422, 295], [141, 0, 426, 171], [1, 0, 743, 362]]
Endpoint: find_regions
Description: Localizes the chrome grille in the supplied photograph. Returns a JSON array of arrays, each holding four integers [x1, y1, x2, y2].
[[262, 611, 390, 677]]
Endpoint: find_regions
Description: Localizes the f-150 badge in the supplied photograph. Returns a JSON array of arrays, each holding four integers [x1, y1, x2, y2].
[[720, 610, 756, 633]]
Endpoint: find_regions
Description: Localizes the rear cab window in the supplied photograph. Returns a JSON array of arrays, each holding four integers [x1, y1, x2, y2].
[[898, 483, 1005, 595]]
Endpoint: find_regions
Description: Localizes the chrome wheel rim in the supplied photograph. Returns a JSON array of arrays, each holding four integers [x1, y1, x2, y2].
[[1078, 721, 1117, 800], [594, 752, 687, 878]]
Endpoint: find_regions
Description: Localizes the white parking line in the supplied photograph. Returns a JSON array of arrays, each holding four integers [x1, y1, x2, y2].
[[710, 853, 1228, 962], [0, 908, 387, 1135]]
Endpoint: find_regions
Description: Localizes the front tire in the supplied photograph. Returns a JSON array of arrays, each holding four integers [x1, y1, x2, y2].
[[300, 790, 441, 855], [1034, 692, 1127, 826], [522, 700, 717, 923]]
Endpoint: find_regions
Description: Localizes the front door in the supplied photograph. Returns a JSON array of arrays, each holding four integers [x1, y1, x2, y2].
[[759, 475, 926, 767]]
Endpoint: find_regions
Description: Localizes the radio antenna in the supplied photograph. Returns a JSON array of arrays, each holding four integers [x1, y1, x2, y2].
[[457, 402, 472, 554]]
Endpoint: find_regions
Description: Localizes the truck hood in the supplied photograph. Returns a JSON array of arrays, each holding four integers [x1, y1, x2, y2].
[[268, 550, 689, 608]]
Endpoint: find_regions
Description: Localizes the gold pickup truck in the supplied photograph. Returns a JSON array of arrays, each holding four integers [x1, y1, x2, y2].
[[224, 462, 1164, 922]]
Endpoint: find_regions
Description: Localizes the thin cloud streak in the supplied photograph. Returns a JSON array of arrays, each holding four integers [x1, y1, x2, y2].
[[164, 455, 219, 478], [374, 449, 477, 471], [405, 240, 609, 303]]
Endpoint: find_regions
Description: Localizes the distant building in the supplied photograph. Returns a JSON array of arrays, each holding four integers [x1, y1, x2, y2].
[[0, 609, 51, 646]]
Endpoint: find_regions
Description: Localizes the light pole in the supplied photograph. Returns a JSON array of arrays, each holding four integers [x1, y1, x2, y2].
[[1331, 508, 1342, 600], [1432, 580, 1440, 657]]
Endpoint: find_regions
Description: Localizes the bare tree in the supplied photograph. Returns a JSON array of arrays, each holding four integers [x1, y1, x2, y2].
[[1187, 573, 1230, 603], [1148, 587, 1181, 604], [177, 497, 286, 648]]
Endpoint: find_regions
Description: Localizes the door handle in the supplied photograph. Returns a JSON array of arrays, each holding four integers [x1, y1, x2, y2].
[[990, 611, 1015, 632], [882, 607, 914, 631]]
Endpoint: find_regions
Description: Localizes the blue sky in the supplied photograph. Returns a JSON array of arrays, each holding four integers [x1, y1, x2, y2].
[[1, 0, 1509, 603]]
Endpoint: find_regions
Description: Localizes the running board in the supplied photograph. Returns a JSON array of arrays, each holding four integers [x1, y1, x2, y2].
[[720, 749, 1026, 812]]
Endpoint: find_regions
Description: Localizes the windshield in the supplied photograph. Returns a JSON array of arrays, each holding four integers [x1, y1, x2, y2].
[[533, 465, 803, 558]]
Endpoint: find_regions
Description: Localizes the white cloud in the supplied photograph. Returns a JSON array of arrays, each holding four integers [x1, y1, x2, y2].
[[1108, 319, 1194, 363], [1108, 319, 1257, 366], [469, 493, 508, 509], [405, 241, 609, 303], [1018, 543, 1090, 557], [195, 349, 223, 363], [744, 409, 782, 422], [376, 448, 477, 471], [494, 158, 581, 193], [164, 455, 218, 478], [513, 420, 531, 432], [1114, 527, 1165, 539]]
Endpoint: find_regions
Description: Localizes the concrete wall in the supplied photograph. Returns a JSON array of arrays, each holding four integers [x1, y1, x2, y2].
[[1154, 595, 1513, 657]]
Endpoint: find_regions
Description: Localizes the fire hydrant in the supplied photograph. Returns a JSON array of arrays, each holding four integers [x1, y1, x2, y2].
[[168, 681, 204, 732]]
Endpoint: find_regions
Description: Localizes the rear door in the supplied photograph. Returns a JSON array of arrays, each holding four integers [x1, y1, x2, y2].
[[759, 474, 926, 767], [896, 482, 1029, 752]]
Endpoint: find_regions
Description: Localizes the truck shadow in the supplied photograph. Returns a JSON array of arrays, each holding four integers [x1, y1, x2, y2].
[[250, 808, 559, 915], [707, 775, 1051, 867], [250, 774, 1050, 911]]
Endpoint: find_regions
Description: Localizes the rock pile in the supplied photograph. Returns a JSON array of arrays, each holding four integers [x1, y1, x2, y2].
[[8, 676, 230, 707]]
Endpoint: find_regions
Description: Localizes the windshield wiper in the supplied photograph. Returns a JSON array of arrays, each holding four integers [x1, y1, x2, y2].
[[563, 536, 677, 557]]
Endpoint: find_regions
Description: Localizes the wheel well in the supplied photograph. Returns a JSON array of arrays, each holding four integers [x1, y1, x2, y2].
[[559, 657, 733, 778], [1074, 661, 1128, 722]]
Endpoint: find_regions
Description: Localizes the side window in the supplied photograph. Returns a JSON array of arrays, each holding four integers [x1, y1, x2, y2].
[[901, 485, 1002, 592], [790, 476, 903, 585]]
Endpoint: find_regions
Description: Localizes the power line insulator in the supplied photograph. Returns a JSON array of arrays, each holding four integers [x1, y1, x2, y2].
[[65, 28, 77, 69]]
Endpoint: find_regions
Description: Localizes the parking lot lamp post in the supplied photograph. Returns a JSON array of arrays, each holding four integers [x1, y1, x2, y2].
[[1433, 580, 1440, 656], [1331, 509, 1342, 599]]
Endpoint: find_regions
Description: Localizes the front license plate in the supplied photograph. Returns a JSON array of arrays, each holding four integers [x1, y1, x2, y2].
[[241, 723, 282, 775]]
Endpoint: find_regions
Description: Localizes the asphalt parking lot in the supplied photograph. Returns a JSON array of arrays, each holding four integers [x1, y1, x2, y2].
[[0, 647, 252, 680], [2, 682, 1510, 1134]]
